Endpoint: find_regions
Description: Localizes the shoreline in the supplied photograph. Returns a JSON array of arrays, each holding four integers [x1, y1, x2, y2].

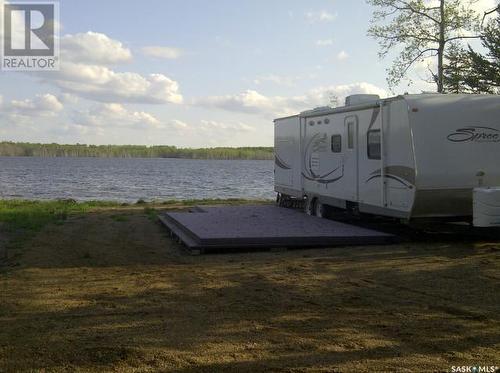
[[0, 154, 274, 160], [0, 197, 273, 209]]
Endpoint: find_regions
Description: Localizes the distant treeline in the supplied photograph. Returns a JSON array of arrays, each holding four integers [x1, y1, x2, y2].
[[0, 142, 274, 160]]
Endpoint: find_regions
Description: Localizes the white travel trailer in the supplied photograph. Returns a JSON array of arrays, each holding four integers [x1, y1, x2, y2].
[[274, 94, 500, 227]]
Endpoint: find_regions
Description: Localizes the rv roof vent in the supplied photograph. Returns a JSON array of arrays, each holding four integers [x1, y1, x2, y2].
[[345, 94, 380, 106], [312, 106, 331, 112], [300, 106, 332, 116]]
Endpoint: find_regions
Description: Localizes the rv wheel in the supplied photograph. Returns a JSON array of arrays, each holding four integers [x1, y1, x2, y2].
[[315, 202, 326, 218], [305, 198, 316, 216]]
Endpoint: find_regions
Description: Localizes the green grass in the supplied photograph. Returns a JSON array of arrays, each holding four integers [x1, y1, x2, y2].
[[0, 197, 271, 264], [143, 207, 158, 221], [0, 199, 120, 234], [110, 214, 130, 222], [0, 198, 272, 234]]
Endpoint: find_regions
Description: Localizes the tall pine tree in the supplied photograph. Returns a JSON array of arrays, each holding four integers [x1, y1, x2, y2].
[[444, 7, 500, 93]]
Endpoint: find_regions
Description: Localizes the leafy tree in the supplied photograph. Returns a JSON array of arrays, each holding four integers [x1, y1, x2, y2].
[[0, 142, 274, 160], [367, 0, 482, 92], [444, 6, 500, 93]]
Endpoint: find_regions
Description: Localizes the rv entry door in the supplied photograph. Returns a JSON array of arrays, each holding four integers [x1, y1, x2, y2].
[[344, 115, 359, 202]]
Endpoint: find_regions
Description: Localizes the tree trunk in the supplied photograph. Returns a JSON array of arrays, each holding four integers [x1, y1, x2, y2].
[[437, 0, 446, 93]]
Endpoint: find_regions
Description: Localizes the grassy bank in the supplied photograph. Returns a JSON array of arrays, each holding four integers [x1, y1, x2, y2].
[[0, 198, 270, 257], [0, 200, 119, 234], [0, 198, 268, 232]]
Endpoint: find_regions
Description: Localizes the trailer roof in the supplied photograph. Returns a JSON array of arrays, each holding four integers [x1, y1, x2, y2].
[[273, 93, 497, 122], [273, 95, 403, 122]]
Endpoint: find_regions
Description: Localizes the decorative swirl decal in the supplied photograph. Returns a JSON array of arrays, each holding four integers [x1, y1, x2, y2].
[[366, 166, 416, 187], [302, 133, 344, 185], [275, 154, 292, 170], [302, 165, 344, 184], [367, 106, 380, 131]]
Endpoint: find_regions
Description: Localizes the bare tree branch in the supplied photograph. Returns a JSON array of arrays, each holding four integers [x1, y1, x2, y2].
[[400, 48, 440, 77], [445, 35, 482, 42], [482, 5, 500, 25], [383, 34, 440, 42], [367, 0, 483, 92]]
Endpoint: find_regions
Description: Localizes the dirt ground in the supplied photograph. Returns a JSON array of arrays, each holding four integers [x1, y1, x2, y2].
[[0, 206, 499, 372]]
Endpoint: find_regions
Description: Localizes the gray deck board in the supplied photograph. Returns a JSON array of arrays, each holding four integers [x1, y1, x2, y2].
[[159, 205, 395, 252]]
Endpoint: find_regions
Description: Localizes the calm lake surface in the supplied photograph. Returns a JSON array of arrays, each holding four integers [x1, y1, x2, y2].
[[0, 157, 275, 202]]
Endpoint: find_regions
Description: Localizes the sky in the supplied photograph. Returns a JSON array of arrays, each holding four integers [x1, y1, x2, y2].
[[0, 0, 496, 147]]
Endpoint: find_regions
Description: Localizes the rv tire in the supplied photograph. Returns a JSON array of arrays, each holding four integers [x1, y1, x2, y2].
[[315, 202, 327, 218], [305, 197, 316, 216]]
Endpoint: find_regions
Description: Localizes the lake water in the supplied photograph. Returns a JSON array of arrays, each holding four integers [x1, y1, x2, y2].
[[0, 157, 275, 202]]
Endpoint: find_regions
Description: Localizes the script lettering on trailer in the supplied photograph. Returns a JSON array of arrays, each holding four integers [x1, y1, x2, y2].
[[447, 126, 500, 143]]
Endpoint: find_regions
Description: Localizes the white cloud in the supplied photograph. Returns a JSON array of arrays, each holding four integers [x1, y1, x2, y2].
[[305, 10, 337, 23], [199, 120, 255, 133], [41, 62, 183, 104], [142, 46, 183, 60], [73, 103, 162, 129], [0, 94, 64, 129], [58, 93, 79, 105], [306, 83, 387, 107], [61, 32, 132, 65], [316, 39, 334, 46], [169, 119, 189, 129], [195, 82, 387, 118], [151, 119, 255, 135], [195, 90, 281, 116], [337, 50, 349, 61], [399, 53, 445, 93], [413, 55, 437, 75], [36, 32, 183, 105], [159, 119, 258, 147], [4, 94, 63, 117]]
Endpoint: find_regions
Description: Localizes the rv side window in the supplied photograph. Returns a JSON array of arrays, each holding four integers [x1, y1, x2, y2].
[[347, 122, 355, 149], [367, 130, 381, 160], [331, 135, 342, 153]]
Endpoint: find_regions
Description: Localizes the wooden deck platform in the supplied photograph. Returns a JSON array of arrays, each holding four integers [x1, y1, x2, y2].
[[159, 205, 396, 254]]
